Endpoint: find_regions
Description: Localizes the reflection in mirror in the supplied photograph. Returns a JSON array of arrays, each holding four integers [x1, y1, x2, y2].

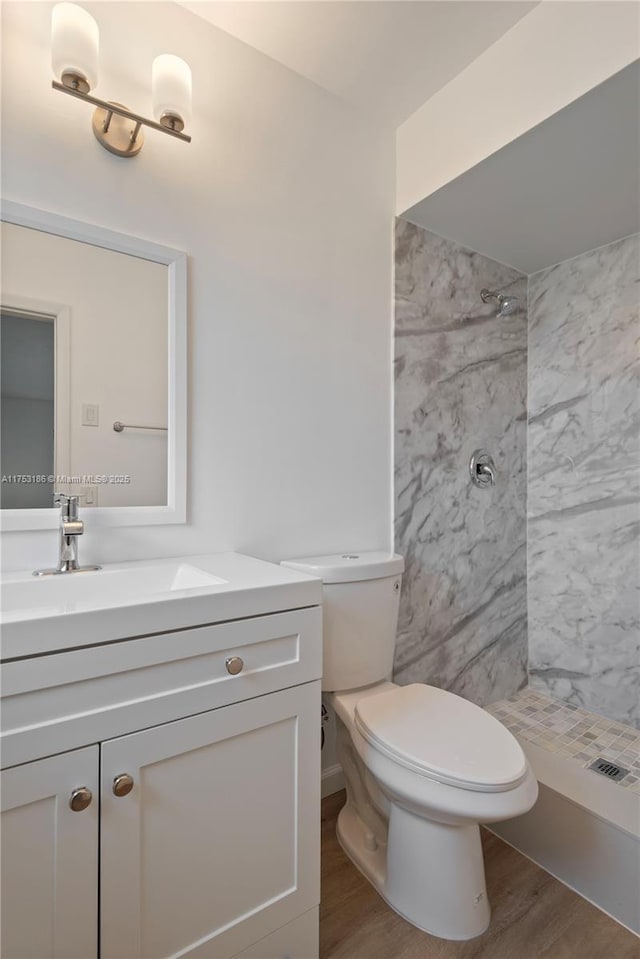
[[1, 222, 168, 508], [1, 310, 55, 508]]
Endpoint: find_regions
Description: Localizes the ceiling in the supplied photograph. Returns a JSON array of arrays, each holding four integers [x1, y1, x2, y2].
[[180, 1, 537, 126], [402, 60, 640, 274]]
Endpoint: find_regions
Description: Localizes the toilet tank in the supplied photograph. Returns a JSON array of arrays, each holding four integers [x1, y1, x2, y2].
[[281, 552, 404, 692]]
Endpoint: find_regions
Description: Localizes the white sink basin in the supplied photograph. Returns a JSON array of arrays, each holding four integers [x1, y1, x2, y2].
[[0, 553, 321, 660], [2, 562, 227, 617]]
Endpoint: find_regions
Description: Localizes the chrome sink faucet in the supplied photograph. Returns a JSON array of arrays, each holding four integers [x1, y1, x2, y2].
[[33, 494, 102, 576]]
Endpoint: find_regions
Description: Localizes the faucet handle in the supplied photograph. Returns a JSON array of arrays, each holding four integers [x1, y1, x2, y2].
[[54, 493, 80, 519]]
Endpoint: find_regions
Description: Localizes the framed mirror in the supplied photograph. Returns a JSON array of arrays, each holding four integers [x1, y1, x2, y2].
[[0, 200, 186, 530]]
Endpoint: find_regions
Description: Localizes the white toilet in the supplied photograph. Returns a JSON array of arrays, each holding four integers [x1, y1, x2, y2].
[[281, 551, 538, 941]]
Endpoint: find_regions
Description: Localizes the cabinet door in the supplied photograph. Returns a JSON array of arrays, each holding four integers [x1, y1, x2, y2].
[[1, 746, 99, 959], [101, 682, 320, 959]]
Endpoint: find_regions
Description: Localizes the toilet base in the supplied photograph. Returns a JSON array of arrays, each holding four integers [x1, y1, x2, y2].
[[336, 800, 387, 891], [385, 802, 490, 940], [334, 707, 492, 940], [337, 798, 490, 941]]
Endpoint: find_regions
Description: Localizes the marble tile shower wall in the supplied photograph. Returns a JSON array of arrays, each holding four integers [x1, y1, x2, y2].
[[394, 220, 528, 706], [527, 233, 640, 729]]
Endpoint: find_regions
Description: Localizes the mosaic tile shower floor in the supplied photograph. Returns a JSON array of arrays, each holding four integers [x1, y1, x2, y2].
[[488, 688, 640, 794]]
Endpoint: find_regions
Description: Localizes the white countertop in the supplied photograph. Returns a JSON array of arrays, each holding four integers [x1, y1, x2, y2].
[[0, 553, 322, 660]]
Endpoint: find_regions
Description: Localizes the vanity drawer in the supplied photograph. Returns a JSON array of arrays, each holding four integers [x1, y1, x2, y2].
[[0, 607, 322, 768]]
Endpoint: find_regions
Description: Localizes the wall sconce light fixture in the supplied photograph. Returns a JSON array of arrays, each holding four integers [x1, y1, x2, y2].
[[51, 3, 192, 157]]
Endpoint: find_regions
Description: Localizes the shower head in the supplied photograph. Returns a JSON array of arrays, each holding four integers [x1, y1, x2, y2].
[[497, 295, 519, 317], [480, 288, 520, 317], [498, 296, 520, 316]]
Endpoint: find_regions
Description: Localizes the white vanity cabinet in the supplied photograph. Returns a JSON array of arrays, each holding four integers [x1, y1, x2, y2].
[[1, 599, 322, 959], [1, 747, 99, 959], [101, 683, 319, 959]]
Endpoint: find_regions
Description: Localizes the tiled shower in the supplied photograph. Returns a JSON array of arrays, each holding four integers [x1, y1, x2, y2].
[[394, 219, 640, 783], [488, 689, 640, 794], [394, 220, 528, 705], [527, 233, 640, 728]]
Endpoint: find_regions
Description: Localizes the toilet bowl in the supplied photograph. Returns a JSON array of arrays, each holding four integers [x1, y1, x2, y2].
[[332, 681, 537, 939], [281, 552, 538, 941]]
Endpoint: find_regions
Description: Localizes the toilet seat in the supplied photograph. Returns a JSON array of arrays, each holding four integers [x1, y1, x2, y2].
[[354, 683, 527, 793]]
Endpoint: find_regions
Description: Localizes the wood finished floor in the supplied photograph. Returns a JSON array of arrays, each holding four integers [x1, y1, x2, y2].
[[320, 791, 639, 959]]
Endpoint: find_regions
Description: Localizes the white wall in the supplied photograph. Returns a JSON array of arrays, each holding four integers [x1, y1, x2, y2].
[[0, 1, 394, 570], [2, 222, 168, 508], [396, 1, 640, 215]]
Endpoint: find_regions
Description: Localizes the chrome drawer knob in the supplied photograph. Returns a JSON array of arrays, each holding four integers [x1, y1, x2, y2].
[[112, 774, 134, 797], [69, 786, 92, 812], [225, 656, 244, 676]]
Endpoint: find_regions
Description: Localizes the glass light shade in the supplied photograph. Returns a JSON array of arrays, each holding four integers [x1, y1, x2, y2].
[[152, 55, 192, 128], [52, 3, 99, 90]]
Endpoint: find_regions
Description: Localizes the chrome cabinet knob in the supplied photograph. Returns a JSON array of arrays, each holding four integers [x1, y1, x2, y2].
[[112, 773, 134, 797], [69, 786, 93, 812], [225, 656, 244, 676]]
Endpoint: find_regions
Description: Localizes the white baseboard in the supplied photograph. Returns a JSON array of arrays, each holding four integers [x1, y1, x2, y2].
[[321, 763, 345, 799]]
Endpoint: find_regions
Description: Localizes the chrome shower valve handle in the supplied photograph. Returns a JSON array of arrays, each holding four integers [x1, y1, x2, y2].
[[469, 450, 496, 488]]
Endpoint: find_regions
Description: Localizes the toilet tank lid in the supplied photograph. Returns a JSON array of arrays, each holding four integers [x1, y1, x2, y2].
[[281, 551, 404, 584]]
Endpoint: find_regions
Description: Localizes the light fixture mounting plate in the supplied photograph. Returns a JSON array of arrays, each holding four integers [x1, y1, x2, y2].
[[92, 102, 144, 158]]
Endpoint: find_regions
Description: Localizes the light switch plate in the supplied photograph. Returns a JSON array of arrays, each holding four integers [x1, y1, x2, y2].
[[82, 486, 98, 506], [82, 403, 99, 427]]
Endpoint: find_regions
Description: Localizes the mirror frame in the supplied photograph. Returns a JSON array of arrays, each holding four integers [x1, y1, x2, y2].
[[0, 199, 187, 530]]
